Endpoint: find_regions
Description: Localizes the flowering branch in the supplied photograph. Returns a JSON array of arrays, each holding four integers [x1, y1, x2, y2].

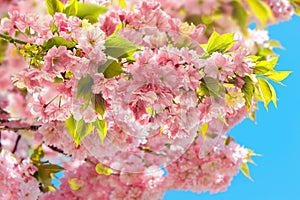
[[0, 33, 27, 45]]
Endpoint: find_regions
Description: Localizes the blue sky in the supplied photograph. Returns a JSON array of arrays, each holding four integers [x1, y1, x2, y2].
[[165, 16, 300, 200]]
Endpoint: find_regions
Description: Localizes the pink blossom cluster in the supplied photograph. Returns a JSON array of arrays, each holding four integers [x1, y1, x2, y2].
[[41, 162, 166, 200], [0, 149, 40, 200], [0, 0, 291, 199], [165, 137, 248, 194], [264, 0, 294, 21], [151, 0, 294, 34]]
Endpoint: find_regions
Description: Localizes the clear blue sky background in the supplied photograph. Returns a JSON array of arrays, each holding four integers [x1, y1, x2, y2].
[[165, 16, 300, 200]]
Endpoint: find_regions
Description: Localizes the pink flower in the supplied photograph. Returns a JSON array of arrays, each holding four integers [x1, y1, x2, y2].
[[43, 46, 74, 74], [77, 27, 106, 64], [0, 150, 40, 200]]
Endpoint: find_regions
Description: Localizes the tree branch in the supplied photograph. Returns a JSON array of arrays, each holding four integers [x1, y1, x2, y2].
[[0, 33, 28, 45], [138, 146, 167, 156], [47, 145, 69, 156], [12, 135, 21, 153], [0, 131, 2, 149], [0, 125, 41, 132]]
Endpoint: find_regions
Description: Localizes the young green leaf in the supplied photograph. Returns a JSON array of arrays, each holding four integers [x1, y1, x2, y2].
[[291, 0, 300, 15], [231, 1, 248, 34], [241, 162, 253, 181], [64, 0, 78, 17], [91, 94, 106, 117], [203, 31, 235, 54], [95, 163, 112, 176], [118, 0, 127, 8], [46, 0, 64, 16], [255, 56, 278, 70], [224, 136, 235, 146], [76, 75, 94, 106], [202, 76, 225, 99], [257, 78, 274, 110], [264, 70, 292, 83], [199, 123, 208, 140], [99, 59, 124, 78], [242, 76, 255, 109], [68, 178, 81, 191], [30, 144, 44, 165], [266, 80, 277, 108], [65, 115, 94, 147], [77, 3, 107, 23], [0, 40, 7, 64], [104, 34, 139, 59], [94, 118, 107, 145], [44, 36, 76, 50], [35, 164, 64, 192], [245, 0, 275, 26]]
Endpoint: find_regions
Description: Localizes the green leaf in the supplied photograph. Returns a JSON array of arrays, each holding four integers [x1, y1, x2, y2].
[[30, 145, 64, 192], [36, 164, 64, 192], [244, 149, 261, 164], [0, 40, 8, 64], [202, 76, 225, 99], [68, 178, 81, 191], [94, 118, 107, 145], [104, 34, 139, 59], [64, 0, 78, 17], [197, 83, 209, 100], [46, 0, 64, 16], [253, 65, 271, 75], [118, 0, 127, 8], [257, 78, 274, 110], [224, 136, 235, 146], [268, 40, 283, 49], [203, 31, 235, 54], [241, 162, 253, 181], [264, 70, 292, 83], [266, 80, 277, 108], [65, 115, 94, 147], [44, 36, 76, 50], [242, 75, 255, 108], [99, 59, 124, 78], [95, 163, 112, 176], [199, 123, 208, 140], [76, 75, 94, 105], [255, 56, 278, 71], [91, 94, 106, 117], [30, 144, 44, 165], [231, 1, 248, 34], [245, 0, 275, 26], [291, 0, 300, 15], [77, 3, 107, 23]]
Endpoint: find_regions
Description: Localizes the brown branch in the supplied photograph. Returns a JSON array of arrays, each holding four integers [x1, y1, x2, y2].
[[0, 118, 21, 123], [0, 131, 2, 149], [12, 135, 21, 153], [138, 146, 167, 156], [0, 125, 41, 132], [47, 145, 69, 156], [0, 33, 27, 45]]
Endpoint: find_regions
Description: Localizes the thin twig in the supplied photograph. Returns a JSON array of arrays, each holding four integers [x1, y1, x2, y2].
[[0, 125, 41, 132], [12, 135, 21, 153], [138, 146, 167, 156], [0, 118, 21, 123], [0, 33, 27, 45], [47, 145, 69, 156], [0, 131, 2, 149]]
